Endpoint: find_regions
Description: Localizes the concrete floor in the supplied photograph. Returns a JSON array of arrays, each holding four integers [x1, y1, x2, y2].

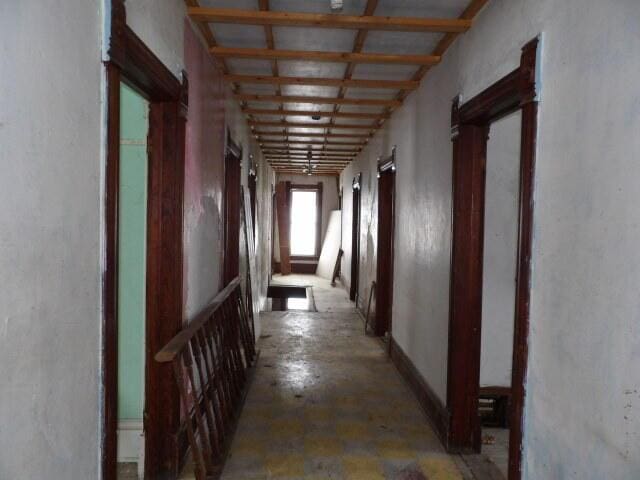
[[215, 274, 469, 480]]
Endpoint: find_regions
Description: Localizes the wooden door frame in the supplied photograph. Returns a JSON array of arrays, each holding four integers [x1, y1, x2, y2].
[[374, 148, 396, 337], [350, 173, 362, 302], [446, 38, 539, 480], [248, 160, 257, 239], [223, 129, 243, 286], [103, 1, 187, 478]]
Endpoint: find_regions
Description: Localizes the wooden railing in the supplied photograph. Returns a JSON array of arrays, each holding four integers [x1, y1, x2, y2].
[[155, 277, 257, 480]]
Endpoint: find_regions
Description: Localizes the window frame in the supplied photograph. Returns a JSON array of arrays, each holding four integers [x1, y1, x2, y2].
[[288, 182, 323, 261]]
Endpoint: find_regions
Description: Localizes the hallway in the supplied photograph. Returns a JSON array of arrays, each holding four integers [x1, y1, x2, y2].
[[219, 276, 466, 480]]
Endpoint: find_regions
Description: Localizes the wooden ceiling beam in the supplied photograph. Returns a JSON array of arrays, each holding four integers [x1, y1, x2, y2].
[[267, 160, 352, 164], [239, 94, 400, 107], [263, 150, 355, 157], [274, 170, 341, 176], [395, 0, 489, 102], [260, 140, 365, 146], [226, 75, 419, 90], [256, 131, 371, 139], [249, 120, 377, 130], [188, 7, 472, 33], [211, 47, 440, 66], [261, 146, 360, 153], [265, 154, 353, 159], [245, 108, 387, 119]]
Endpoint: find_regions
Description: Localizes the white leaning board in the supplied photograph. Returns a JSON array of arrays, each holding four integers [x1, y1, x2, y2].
[[316, 210, 341, 279]]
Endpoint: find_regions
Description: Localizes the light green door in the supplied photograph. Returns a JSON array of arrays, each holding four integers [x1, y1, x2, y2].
[[117, 83, 149, 463]]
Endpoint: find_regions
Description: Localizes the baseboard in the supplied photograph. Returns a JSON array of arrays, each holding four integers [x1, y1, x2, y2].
[[389, 338, 450, 447], [117, 420, 144, 464]]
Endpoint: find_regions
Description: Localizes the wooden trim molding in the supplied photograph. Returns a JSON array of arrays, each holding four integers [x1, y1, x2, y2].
[[378, 146, 397, 174], [390, 338, 449, 445], [352, 173, 362, 190], [374, 147, 396, 337], [446, 37, 539, 480]]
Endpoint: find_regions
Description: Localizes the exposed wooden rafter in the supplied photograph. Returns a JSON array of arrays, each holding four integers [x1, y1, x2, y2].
[[256, 131, 371, 139], [211, 47, 440, 66], [184, 0, 488, 175], [188, 7, 472, 33], [239, 94, 401, 107], [245, 108, 387, 119], [249, 120, 377, 130], [260, 140, 365, 146], [226, 75, 419, 90], [261, 146, 361, 153]]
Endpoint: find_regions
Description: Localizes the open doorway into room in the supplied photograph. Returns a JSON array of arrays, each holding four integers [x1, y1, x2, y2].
[[223, 131, 242, 286], [350, 174, 362, 303], [290, 185, 322, 259], [375, 151, 396, 338], [446, 38, 538, 480], [477, 110, 522, 478]]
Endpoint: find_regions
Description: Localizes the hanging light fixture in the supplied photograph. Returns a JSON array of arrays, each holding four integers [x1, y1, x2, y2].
[[303, 149, 315, 175], [330, 0, 343, 12]]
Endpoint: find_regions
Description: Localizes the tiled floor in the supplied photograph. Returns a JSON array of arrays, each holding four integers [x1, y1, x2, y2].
[[215, 275, 470, 480], [481, 428, 509, 478]]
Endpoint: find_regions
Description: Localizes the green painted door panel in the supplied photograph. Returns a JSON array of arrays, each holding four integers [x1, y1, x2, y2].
[[117, 83, 149, 421]]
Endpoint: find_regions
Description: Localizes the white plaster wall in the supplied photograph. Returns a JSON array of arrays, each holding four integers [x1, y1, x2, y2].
[[341, 0, 640, 477], [126, 0, 186, 78], [479, 110, 520, 388], [0, 2, 103, 478]]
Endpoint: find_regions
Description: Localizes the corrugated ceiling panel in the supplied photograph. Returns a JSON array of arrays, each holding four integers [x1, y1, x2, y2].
[[375, 0, 468, 18], [226, 58, 273, 76], [270, 0, 369, 15], [209, 24, 267, 49], [351, 63, 418, 81]]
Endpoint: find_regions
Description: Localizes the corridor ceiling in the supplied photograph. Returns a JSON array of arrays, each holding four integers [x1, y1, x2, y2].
[[186, 0, 489, 175]]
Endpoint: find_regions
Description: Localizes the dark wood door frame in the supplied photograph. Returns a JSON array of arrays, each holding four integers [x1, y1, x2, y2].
[[103, 2, 187, 479], [350, 173, 362, 302], [223, 129, 243, 286], [248, 160, 257, 239], [374, 148, 396, 337], [446, 38, 539, 480]]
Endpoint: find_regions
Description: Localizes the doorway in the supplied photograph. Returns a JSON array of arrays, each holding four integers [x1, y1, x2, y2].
[[375, 150, 396, 337], [477, 109, 522, 477], [223, 131, 242, 286], [350, 174, 362, 302], [104, 5, 187, 478], [446, 38, 539, 480]]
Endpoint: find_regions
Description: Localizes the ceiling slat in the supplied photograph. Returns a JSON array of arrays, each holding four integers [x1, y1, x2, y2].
[[239, 94, 399, 107], [188, 7, 472, 33], [211, 47, 440, 66], [246, 108, 387, 119], [256, 131, 370, 139], [225, 75, 419, 90], [261, 146, 361, 153], [248, 120, 377, 130], [260, 140, 365, 146]]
